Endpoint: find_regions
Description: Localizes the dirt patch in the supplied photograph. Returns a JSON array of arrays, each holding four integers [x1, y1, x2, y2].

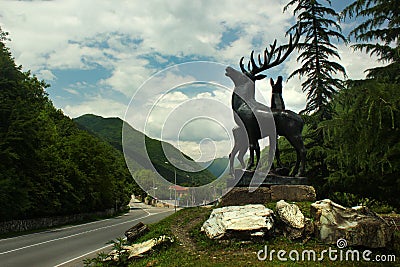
[[169, 207, 211, 254]]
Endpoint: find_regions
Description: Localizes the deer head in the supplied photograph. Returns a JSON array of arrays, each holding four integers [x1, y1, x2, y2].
[[239, 27, 300, 81]]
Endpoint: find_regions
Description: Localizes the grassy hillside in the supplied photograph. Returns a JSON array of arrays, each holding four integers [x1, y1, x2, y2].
[[74, 114, 216, 186], [85, 203, 400, 266]]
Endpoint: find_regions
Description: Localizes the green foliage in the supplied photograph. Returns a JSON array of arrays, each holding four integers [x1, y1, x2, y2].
[[83, 238, 130, 267], [322, 80, 400, 208], [331, 192, 396, 213], [260, 78, 400, 208], [341, 0, 400, 81], [284, 0, 347, 119], [0, 28, 134, 221]]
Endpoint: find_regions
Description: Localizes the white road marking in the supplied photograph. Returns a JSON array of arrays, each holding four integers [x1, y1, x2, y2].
[[0, 210, 171, 255], [54, 236, 129, 267], [0, 204, 155, 242], [0, 217, 114, 242], [53, 243, 113, 267]]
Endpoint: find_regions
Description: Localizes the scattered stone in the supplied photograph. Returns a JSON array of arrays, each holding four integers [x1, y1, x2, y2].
[[125, 222, 149, 243], [107, 235, 173, 261], [275, 200, 314, 241], [201, 204, 274, 240], [311, 199, 393, 248], [276, 200, 305, 229]]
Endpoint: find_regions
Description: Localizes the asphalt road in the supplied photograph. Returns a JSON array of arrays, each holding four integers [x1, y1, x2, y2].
[[0, 202, 174, 267]]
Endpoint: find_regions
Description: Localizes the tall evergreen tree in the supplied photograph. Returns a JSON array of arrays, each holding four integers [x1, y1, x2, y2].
[[323, 79, 400, 208], [342, 0, 400, 82], [284, 0, 347, 120]]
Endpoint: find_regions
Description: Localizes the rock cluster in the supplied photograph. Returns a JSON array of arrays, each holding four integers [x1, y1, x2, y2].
[[202, 199, 393, 248]]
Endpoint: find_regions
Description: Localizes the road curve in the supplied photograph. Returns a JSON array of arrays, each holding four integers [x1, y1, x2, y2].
[[0, 203, 174, 267]]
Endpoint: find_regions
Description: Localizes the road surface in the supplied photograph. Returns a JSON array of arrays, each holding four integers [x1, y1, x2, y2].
[[0, 201, 174, 267]]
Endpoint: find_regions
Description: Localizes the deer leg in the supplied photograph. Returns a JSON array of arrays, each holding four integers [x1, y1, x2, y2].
[[238, 148, 246, 170], [298, 141, 306, 177], [247, 143, 255, 170], [286, 134, 306, 177], [275, 136, 283, 168], [293, 150, 301, 177], [254, 140, 260, 169], [228, 152, 235, 176], [229, 134, 239, 175]]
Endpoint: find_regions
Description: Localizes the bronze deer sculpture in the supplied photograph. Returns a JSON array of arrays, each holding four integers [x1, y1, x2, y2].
[[227, 28, 306, 177]]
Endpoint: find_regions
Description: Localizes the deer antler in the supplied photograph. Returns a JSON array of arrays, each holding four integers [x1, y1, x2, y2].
[[240, 26, 300, 80]]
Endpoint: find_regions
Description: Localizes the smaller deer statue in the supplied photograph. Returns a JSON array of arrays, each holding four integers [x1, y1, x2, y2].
[[270, 76, 285, 110]]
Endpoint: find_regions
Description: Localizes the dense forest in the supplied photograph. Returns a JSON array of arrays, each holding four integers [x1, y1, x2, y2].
[[0, 28, 140, 221], [270, 0, 400, 211]]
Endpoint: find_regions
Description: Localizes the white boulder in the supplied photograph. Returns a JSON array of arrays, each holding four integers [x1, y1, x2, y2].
[[201, 204, 274, 239]]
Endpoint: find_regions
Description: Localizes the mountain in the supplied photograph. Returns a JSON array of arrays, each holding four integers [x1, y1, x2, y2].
[[198, 157, 230, 177], [73, 114, 216, 186]]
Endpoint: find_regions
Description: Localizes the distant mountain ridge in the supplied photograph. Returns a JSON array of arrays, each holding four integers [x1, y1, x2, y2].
[[198, 157, 230, 177], [73, 114, 216, 186]]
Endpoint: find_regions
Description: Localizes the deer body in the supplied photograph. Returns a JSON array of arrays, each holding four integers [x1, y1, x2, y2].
[[227, 27, 306, 177], [226, 69, 306, 177]]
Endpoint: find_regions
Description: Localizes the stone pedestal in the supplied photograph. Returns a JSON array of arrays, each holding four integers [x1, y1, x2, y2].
[[221, 169, 315, 206], [220, 185, 316, 206], [227, 169, 309, 187]]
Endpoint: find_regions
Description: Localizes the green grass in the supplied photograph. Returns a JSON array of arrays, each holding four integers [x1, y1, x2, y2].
[[85, 204, 399, 267]]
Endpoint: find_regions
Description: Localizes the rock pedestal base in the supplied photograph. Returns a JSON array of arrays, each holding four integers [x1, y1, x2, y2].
[[219, 185, 316, 207], [227, 169, 309, 187]]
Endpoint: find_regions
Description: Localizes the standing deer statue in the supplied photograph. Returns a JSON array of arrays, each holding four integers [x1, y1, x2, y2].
[[226, 28, 306, 177]]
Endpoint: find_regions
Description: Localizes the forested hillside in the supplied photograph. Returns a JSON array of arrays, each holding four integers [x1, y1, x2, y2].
[[74, 114, 217, 187], [0, 29, 138, 221]]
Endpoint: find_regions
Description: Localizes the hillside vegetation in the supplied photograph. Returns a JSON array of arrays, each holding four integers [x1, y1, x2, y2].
[[74, 114, 217, 187], [0, 29, 138, 221]]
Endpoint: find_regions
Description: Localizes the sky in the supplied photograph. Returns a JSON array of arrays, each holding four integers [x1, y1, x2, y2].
[[0, 0, 384, 161]]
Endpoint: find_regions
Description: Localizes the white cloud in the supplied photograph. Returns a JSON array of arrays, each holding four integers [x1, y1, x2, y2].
[[63, 96, 127, 119], [336, 43, 386, 80], [36, 69, 57, 81], [171, 139, 232, 162], [64, 88, 80, 95]]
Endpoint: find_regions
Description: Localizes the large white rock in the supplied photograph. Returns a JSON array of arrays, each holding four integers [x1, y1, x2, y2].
[[201, 204, 274, 239], [276, 200, 305, 229], [311, 199, 393, 248], [106, 235, 173, 261], [275, 200, 312, 240]]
